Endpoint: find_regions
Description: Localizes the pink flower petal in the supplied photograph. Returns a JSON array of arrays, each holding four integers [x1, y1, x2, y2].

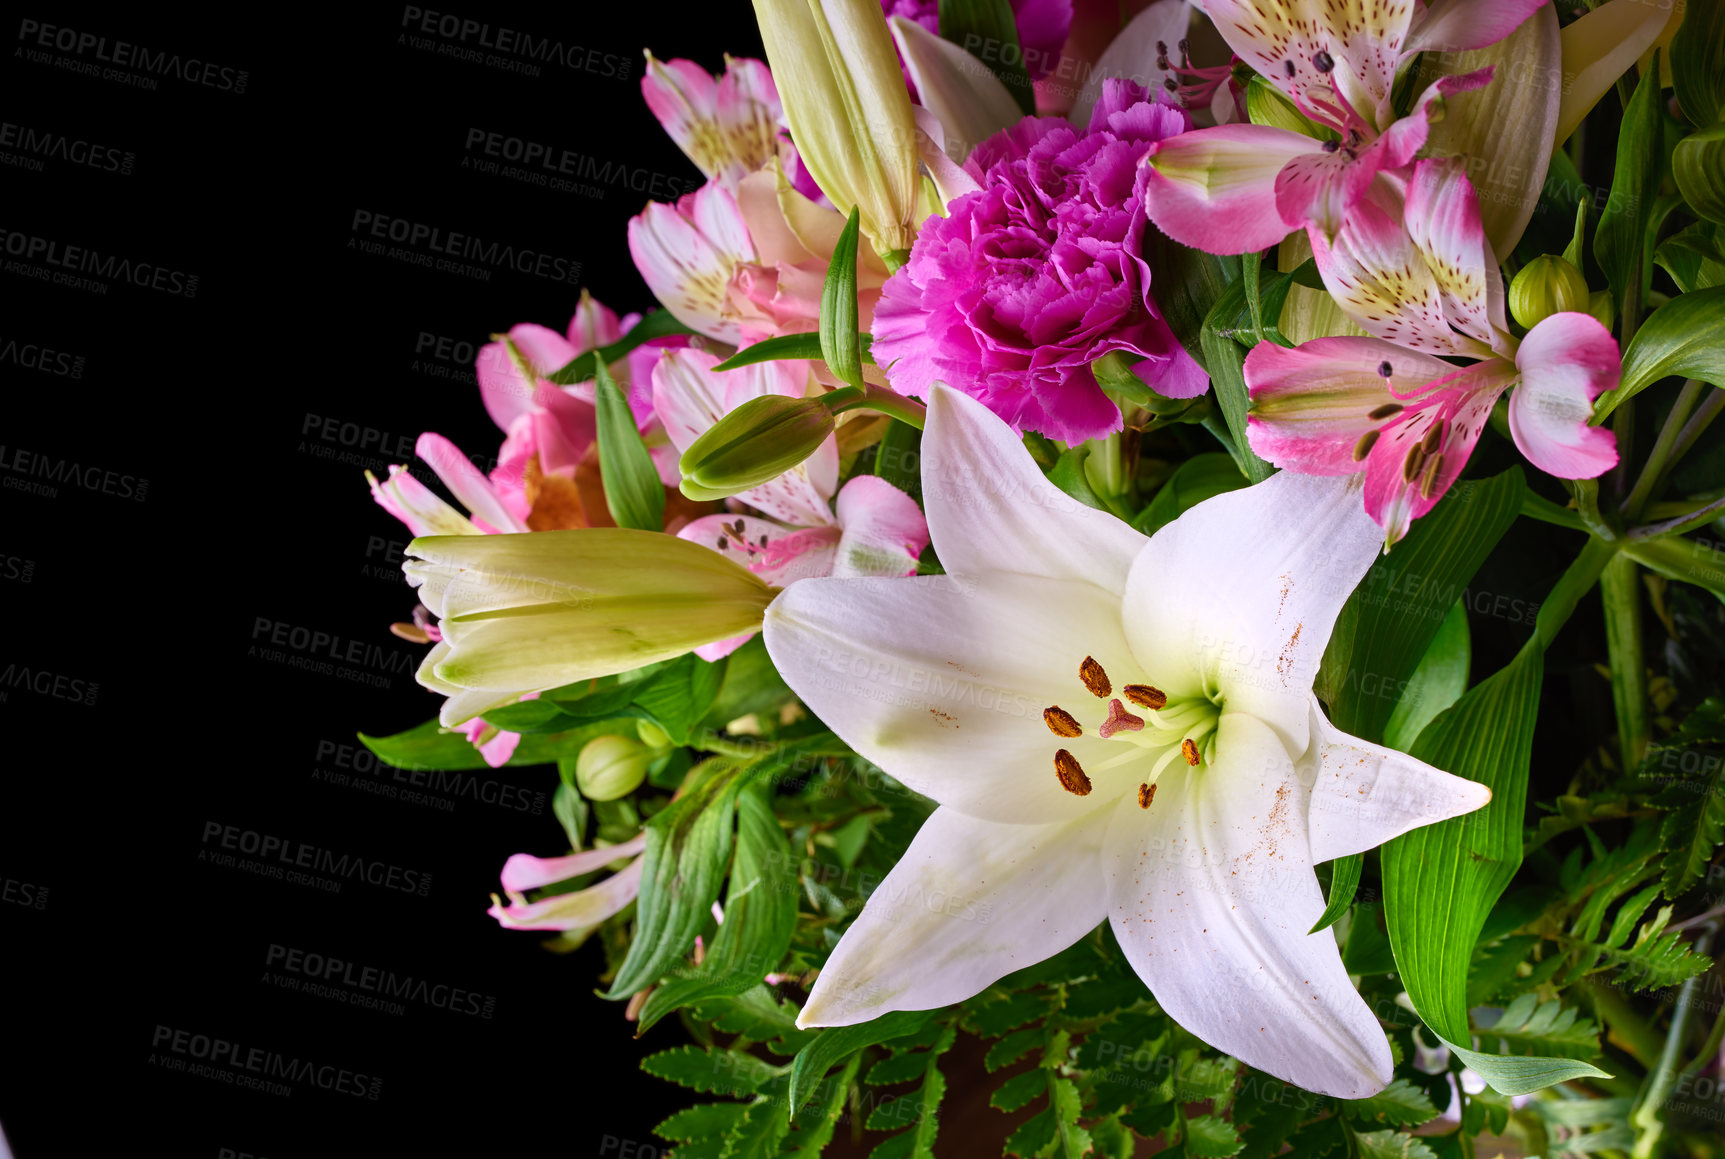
[[1402, 155, 1508, 351], [1404, 0, 1548, 56], [832, 475, 929, 578], [1245, 337, 1457, 475], [416, 432, 528, 534], [1509, 312, 1620, 479], [1141, 124, 1324, 254], [628, 186, 755, 343], [499, 832, 650, 893]]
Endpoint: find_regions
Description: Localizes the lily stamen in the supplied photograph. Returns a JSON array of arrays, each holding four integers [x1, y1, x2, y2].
[[1052, 749, 1092, 796], [1043, 706, 1083, 737], [1078, 656, 1111, 698]]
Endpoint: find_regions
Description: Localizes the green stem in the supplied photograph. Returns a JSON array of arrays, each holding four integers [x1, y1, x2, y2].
[[1601, 553, 1650, 772], [825, 384, 927, 430], [1534, 536, 1619, 653], [1522, 489, 1587, 531], [1622, 379, 1706, 520], [1665, 386, 1725, 475], [880, 248, 910, 274], [1572, 478, 1618, 541], [691, 731, 779, 760], [1629, 492, 1725, 540], [1083, 430, 1128, 502], [1586, 976, 1664, 1068], [1631, 925, 1718, 1159]]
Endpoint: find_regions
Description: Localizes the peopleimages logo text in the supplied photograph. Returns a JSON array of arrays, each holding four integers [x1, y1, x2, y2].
[[17, 20, 248, 92], [200, 822, 432, 896], [349, 210, 580, 284], [0, 229, 197, 295], [150, 1026, 381, 1098]]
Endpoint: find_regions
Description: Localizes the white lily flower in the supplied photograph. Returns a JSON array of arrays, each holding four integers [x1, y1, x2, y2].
[[762, 384, 1490, 1098]]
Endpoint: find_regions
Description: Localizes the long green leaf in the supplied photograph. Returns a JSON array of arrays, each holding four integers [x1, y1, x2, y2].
[[1594, 57, 1664, 309], [936, 0, 1034, 116], [1309, 853, 1363, 934], [608, 759, 745, 997], [820, 208, 866, 391], [1319, 469, 1523, 745], [1672, 0, 1725, 127], [1594, 286, 1725, 420], [1381, 642, 1611, 1094], [637, 784, 798, 1032], [1199, 280, 1273, 484], [1382, 601, 1472, 753], [547, 309, 697, 385], [711, 332, 875, 373], [594, 359, 666, 531]]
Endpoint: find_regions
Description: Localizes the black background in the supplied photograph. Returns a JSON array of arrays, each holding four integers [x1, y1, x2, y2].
[[2, 4, 758, 1153]]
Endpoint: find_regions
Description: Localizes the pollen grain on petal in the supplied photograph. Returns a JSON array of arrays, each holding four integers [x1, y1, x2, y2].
[[1079, 656, 1111, 698], [1053, 749, 1093, 796], [1043, 706, 1083, 738], [1181, 738, 1201, 766], [1123, 684, 1167, 710], [1137, 782, 1157, 810]]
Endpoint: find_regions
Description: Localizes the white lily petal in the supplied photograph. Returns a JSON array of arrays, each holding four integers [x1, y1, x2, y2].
[[799, 805, 1112, 1027], [921, 385, 1147, 591], [1104, 712, 1393, 1098], [911, 104, 983, 206], [1122, 471, 1381, 749], [1069, 0, 1190, 129], [763, 572, 1149, 824], [891, 16, 1022, 165], [1301, 698, 1491, 864], [1553, 0, 1672, 148]]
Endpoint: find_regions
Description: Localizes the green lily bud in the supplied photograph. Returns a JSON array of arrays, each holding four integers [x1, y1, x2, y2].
[[678, 394, 835, 501], [576, 735, 652, 801], [1674, 123, 1725, 227], [1587, 289, 1615, 330], [635, 720, 671, 748], [1509, 255, 1590, 329]]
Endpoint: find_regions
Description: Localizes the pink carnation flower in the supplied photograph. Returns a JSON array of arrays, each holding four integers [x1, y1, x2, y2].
[[870, 80, 1207, 444]]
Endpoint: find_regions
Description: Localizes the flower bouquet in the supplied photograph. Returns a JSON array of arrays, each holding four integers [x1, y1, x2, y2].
[[359, 0, 1725, 1154]]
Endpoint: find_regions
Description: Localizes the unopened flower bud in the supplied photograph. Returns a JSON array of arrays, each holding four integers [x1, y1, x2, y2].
[[679, 394, 836, 501], [751, 0, 921, 258], [1509, 255, 1589, 329], [636, 720, 672, 749], [576, 735, 651, 801], [1674, 123, 1725, 227]]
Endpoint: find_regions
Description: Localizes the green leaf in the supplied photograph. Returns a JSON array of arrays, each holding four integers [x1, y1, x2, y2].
[[1343, 1079, 1440, 1127], [721, 1098, 792, 1159], [866, 1051, 931, 1087], [594, 358, 666, 532], [1047, 448, 1109, 511], [357, 718, 594, 771], [1046, 1076, 1093, 1159], [820, 208, 865, 391], [552, 782, 589, 850], [1382, 601, 1471, 753], [642, 1046, 784, 1096], [788, 1009, 933, 1115], [1381, 641, 1610, 1095], [1352, 1131, 1438, 1159], [937, 0, 1034, 116], [1595, 286, 1725, 420], [783, 1054, 860, 1159], [608, 759, 745, 997], [1654, 220, 1725, 294], [630, 654, 728, 746], [1199, 297, 1273, 484], [865, 1026, 954, 1155], [1653, 700, 1725, 897], [1185, 1115, 1244, 1158], [1319, 469, 1523, 745], [710, 331, 875, 373], [546, 309, 698, 385], [1133, 454, 1248, 537], [657, 1103, 753, 1143], [702, 635, 794, 729], [693, 985, 818, 1055], [1672, 0, 1725, 127], [1145, 229, 1238, 369], [873, 420, 923, 507], [1472, 994, 1601, 1058], [985, 1026, 1045, 1072], [990, 1070, 1047, 1113], [1309, 853, 1363, 934], [1594, 56, 1664, 309], [637, 785, 797, 1031]]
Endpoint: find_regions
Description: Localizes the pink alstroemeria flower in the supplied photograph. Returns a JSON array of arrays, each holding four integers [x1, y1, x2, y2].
[[488, 833, 649, 932], [1140, 0, 1546, 252], [1244, 160, 1619, 544], [477, 294, 684, 522], [653, 349, 929, 659]]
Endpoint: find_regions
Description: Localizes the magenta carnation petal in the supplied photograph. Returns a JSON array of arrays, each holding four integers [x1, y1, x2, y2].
[[874, 80, 1194, 442]]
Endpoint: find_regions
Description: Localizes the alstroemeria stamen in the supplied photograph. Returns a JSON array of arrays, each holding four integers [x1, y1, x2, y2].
[[1403, 445, 1425, 482], [1368, 403, 1403, 420], [1043, 706, 1083, 738], [1353, 430, 1380, 461], [1098, 699, 1145, 740], [1419, 453, 1444, 500], [1053, 749, 1092, 796], [1078, 656, 1111, 698]]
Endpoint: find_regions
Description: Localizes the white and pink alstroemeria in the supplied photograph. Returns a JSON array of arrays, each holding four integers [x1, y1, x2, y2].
[[1140, 0, 1546, 252], [643, 52, 787, 192], [1245, 159, 1619, 544], [653, 348, 928, 658], [488, 833, 649, 932], [763, 384, 1490, 1098]]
